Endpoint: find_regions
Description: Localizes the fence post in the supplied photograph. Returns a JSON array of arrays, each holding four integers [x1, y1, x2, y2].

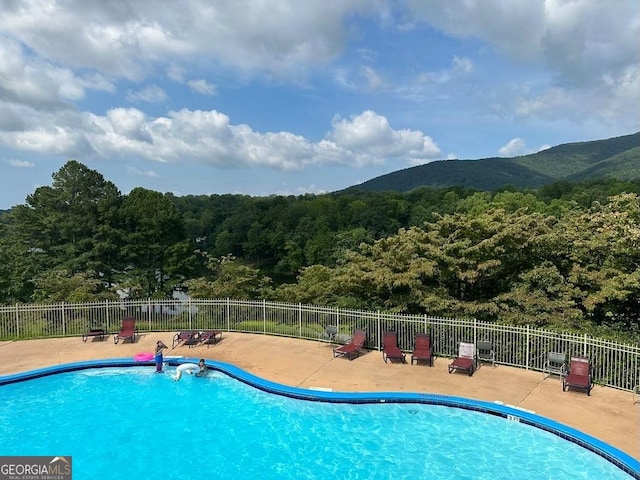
[[526, 325, 530, 370], [226, 298, 230, 332], [147, 298, 152, 331], [473, 318, 477, 346], [15, 303, 19, 338], [583, 333, 587, 357], [298, 303, 302, 338], [61, 302, 66, 337], [105, 299, 109, 333], [263, 299, 267, 334], [377, 311, 381, 351], [188, 296, 192, 329]]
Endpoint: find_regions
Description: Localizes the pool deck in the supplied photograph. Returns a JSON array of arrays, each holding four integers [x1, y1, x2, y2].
[[0, 332, 638, 460]]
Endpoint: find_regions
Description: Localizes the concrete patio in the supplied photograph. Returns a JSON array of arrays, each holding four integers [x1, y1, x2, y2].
[[0, 332, 638, 459]]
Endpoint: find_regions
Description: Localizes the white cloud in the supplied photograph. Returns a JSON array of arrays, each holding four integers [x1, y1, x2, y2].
[[407, 1, 640, 99], [0, 107, 441, 170], [126, 85, 167, 103], [0, 0, 635, 190], [405, 0, 640, 129], [127, 166, 160, 178], [360, 67, 384, 91], [451, 56, 473, 75], [333, 65, 386, 92], [275, 184, 329, 196], [6, 159, 35, 168], [166, 64, 186, 82], [498, 138, 526, 157], [187, 79, 217, 95], [0, 1, 634, 136], [0, 37, 114, 111], [406, 1, 638, 82], [417, 55, 474, 84], [0, 0, 381, 79], [0, 122, 93, 156], [104, 108, 153, 143], [328, 110, 441, 165]]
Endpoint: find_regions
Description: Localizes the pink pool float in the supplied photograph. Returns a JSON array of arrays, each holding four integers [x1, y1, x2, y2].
[[133, 352, 154, 362]]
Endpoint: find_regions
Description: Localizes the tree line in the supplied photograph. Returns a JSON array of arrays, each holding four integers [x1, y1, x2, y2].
[[1, 161, 639, 342]]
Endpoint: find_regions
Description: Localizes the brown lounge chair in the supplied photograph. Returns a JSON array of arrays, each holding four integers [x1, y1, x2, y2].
[[113, 317, 137, 344], [448, 342, 476, 376], [199, 330, 223, 347], [563, 356, 592, 395], [333, 330, 366, 360], [382, 331, 406, 363], [411, 333, 434, 366], [172, 330, 199, 348]]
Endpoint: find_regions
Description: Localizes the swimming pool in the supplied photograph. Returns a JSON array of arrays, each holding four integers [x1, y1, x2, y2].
[[1, 358, 638, 480]]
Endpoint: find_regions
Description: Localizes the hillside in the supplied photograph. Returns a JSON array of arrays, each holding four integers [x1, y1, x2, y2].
[[346, 132, 640, 193]]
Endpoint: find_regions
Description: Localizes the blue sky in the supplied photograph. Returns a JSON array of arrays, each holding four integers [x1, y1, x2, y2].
[[0, 0, 638, 209]]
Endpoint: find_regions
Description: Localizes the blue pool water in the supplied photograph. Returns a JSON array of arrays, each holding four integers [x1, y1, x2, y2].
[[0, 364, 636, 480]]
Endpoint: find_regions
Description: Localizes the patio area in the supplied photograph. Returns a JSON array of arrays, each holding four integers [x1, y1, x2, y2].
[[0, 331, 638, 459]]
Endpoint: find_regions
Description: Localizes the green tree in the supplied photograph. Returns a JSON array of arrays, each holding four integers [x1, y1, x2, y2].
[[186, 254, 272, 299], [32, 269, 117, 303], [119, 188, 194, 297], [274, 265, 358, 306], [334, 227, 441, 313], [6, 161, 123, 300], [562, 194, 640, 331]]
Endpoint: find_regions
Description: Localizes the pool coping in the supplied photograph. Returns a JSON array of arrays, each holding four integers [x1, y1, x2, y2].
[[1, 356, 639, 479]]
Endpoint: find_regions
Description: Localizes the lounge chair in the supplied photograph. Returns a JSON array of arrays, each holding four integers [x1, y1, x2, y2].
[[172, 330, 199, 348], [476, 341, 496, 368], [543, 352, 567, 378], [333, 330, 366, 361], [411, 333, 434, 366], [82, 322, 107, 342], [562, 356, 592, 395], [198, 329, 223, 347], [382, 331, 406, 363], [448, 342, 476, 376], [113, 317, 137, 344]]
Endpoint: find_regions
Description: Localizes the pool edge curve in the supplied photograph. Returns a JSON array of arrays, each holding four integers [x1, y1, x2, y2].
[[1, 357, 638, 479]]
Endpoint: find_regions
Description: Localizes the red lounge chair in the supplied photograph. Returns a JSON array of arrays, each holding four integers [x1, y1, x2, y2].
[[382, 331, 406, 363], [448, 342, 476, 376], [172, 330, 199, 348], [199, 330, 223, 347], [411, 333, 434, 366], [113, 317, 137, 344], [563, 356, 592, 395], [333, 330, 366, 360]]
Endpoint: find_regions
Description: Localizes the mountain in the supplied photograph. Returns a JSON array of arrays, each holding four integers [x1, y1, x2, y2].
[[345, 132, 640, 193]]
